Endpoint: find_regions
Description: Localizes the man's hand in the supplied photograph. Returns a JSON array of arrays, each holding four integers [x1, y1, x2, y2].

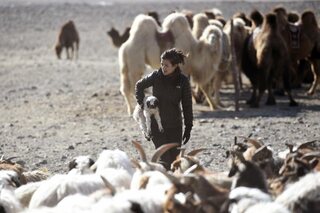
[[182, 125, 192, 145]]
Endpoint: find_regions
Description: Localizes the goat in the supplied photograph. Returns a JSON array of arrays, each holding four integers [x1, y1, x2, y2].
[[276, 172, 320, 212], [54, 20, 79, 60], [68, 155, 95, 175]]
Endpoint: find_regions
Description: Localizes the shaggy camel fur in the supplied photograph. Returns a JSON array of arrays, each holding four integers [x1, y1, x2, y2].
[[242, 13, 298, 107], [119, 13, 223, 114], [274, 7, 320, 95], [55, 20, 79, 60]]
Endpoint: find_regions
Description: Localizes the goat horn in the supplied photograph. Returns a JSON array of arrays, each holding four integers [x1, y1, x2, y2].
[[187, 148, 207, 156], [179, 147, 186, 158], [297, 140, 318, 150], [5, 156, 17, 162], [132, 141, 147, 162], [301, 151, 320, 160], [159, 170, 181, 185], [100, 175, 116, 196], [131, 159, 142, 169], [252, 145, 272, 161], [183, 164, 199, 175], [151, 143, 179, 163]]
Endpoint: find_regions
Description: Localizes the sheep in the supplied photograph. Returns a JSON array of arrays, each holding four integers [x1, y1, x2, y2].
[[54, 20, 79, 60]]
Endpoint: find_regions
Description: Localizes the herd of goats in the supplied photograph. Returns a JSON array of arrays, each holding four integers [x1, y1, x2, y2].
[[1, 137, 320, 212], [1, 4, 320, 213], [54, 5, 320, 115]]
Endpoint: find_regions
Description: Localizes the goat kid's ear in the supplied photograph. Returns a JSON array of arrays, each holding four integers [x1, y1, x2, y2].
[[89, 158, 95, 167], [68, 159, 77, 171], [147, 101, 151, 108], [228, 165, 238, 177], [90, 163, 97, 173], [154, 99, 159, 106]]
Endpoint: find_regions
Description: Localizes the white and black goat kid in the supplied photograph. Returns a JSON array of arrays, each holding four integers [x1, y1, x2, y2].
[[133, 95, 163, 140]]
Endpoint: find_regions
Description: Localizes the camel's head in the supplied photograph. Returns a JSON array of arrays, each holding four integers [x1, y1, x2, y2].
[[107, 27, 117, 37], [55, 44, 62, 59]]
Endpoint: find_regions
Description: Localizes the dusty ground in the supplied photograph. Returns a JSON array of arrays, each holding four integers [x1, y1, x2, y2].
[[0, 0, 320, 174]]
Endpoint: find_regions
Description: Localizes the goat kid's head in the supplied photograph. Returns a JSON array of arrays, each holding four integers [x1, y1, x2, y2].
[[68, 156, 95, 174], [146, 96, 159, 109]]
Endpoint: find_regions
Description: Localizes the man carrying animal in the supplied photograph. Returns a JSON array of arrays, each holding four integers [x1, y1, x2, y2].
[[135, 48, 193, 170]]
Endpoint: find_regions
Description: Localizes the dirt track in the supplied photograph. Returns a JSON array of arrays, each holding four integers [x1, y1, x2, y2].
[[0, 0, 320, 174]]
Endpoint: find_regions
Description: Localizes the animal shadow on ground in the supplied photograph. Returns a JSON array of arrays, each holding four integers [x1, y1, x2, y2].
[[195, 87, 320, 119]]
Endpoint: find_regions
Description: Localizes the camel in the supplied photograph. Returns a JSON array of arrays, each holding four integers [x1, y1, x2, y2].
[[55, 20, 79, 60], [107, 27, 130, 48], [119, 13, 224, 114], [242, 12, 298, 107], [273, 7, 320, 95]]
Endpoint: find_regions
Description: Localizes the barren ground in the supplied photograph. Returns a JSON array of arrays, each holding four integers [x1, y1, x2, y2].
[[0, 0, 320, 174]]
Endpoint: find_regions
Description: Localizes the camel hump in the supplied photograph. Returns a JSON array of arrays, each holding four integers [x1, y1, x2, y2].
[[250, 10, 264, 27], [265, 13, 277, 30], [301, 10, 318, 29], [155, 30, 175, 53]]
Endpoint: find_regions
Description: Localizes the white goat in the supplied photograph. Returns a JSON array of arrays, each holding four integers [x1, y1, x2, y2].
[[28, 174, 106, 208], [0, 174, 23, 213], [68, 155, 95, 175], [276, 172, 320, 212], [90, 149, 135, 176]]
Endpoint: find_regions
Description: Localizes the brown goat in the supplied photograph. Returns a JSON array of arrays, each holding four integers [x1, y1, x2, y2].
[[55, 20, 79, 60]]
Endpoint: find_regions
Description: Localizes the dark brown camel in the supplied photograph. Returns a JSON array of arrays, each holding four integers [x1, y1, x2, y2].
[[55, 20, 79, 60], [274, 7, 320, 95], [107, 27, 130, 48], [242, 12, 298, 107]]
